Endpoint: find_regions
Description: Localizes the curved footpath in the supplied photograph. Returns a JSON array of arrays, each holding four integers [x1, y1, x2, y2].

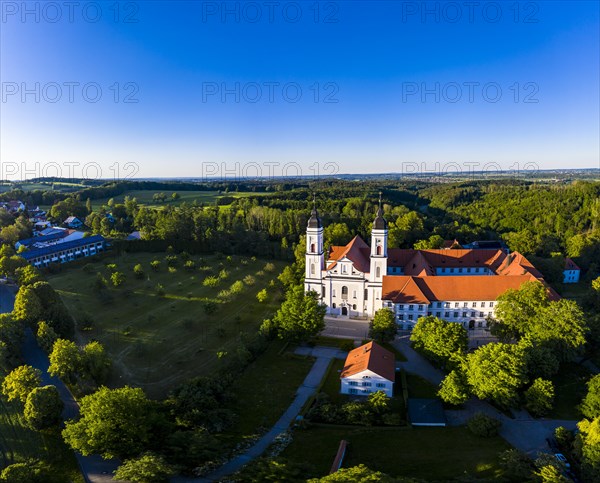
[[0, 284, 119, 483], [179, 346, 347, 483]]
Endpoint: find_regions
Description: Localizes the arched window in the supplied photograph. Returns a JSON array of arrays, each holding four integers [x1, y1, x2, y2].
[[341, 286, 348, 299], [377, 245, 382, 255], [310, 264, 315, 275], [376, 267, 381, 278], [310, 243, 316, 253]]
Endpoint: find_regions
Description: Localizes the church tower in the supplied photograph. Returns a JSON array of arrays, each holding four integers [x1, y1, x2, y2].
[[368, 193, 388, 311], [305, 195, 324, 297]]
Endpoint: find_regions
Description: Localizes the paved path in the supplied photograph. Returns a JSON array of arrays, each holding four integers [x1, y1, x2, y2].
[[0, 285, 119, 482], [391, 335, 578, 456], [185, 346, 347, 483]]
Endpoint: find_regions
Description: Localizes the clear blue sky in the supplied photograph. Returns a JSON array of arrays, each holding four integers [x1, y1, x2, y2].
[[1, 0, 599, 179]]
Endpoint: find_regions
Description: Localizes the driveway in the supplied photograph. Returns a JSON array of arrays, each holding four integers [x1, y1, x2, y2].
[[391, 334, 578, 456], [0, 284, 119, 482]]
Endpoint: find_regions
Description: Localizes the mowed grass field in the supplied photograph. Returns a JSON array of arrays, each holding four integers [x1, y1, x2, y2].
[[0, 371, 84, 479], [281, 426, 509, 480], [48, 253, 286, 398], [89, 189, 266, 211]]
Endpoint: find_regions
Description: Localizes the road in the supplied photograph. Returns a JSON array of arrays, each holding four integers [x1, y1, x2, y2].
[[320, 316, 370, 340], [0, 284, 119, 483]]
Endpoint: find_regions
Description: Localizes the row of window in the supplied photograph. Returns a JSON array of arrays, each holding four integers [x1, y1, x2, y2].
[[348, 381, 387, 388], [394, 301, 494, 310], [400, 311, 491, 321], [438, 267, 490, 274], [331, 287, 369, 300]]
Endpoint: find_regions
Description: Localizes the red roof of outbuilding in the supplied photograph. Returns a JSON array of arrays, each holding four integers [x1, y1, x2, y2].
[[341, 341, 395, 382]]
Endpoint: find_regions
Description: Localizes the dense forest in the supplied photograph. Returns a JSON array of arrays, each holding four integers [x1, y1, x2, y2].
[[2, 178, 600, 279]]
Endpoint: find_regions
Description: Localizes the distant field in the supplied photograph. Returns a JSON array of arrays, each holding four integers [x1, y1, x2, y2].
[[281, 426, 509, 480], [0, 370, 84, 479], [48, 253, 286, 398], [3, 182, 85, 193], [89, 189, 264, 210]]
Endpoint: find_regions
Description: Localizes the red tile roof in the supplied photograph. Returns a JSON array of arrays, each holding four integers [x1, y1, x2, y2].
[[382, 274, 550, 303], [341, 341, 395, 382], [327, 236, 371, 273], [565, 258, 580, 271]]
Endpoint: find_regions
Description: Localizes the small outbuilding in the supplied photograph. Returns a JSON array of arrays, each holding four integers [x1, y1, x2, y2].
[[340, 341, 395, 397]]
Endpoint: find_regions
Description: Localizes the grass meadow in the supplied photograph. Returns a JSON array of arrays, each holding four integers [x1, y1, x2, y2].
[[48, 252, 286, 398]]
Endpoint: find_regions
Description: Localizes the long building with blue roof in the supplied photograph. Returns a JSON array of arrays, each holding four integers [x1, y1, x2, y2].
[[20, 235, 106, 267]]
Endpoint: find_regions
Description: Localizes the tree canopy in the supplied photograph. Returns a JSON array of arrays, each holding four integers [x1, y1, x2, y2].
[[62, 386, 153, 459], [369, 309, 398, 344], [268, 286, 326, 343]]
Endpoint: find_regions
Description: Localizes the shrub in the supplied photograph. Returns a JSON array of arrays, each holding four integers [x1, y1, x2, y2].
[[243, 275, 256, 286], [256, 288, 268, 303], [133, 264, 145, 279], [218, 269, 229, 280], [168, 266, 177, 274], [165, 255, 178, 267], [203, 276, 220, 287], [106, 263, 118, 272], [150, 260, 160, 271], [264, 262, 275, 272], [229, 280, 245, 295], [184, 260, 196, 272], [111, 272, 126, 287], [467, 412, 502, 437], [524, 378, 554, 417]]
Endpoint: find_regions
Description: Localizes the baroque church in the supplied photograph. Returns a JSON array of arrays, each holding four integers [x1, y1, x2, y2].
[[304, 197, 557, 331]]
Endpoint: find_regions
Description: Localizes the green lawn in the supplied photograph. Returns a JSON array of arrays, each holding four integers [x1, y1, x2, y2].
[[281, 426, 509, 480], [227, 341, 314, 437], [0, 372, 83, 479], [320, 358, 347, 404], [549, 362, 591, 419], [48, 253, 286, 398], [406, 373, 439, 399]]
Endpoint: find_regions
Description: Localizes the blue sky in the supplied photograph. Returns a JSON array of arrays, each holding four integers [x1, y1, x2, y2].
[[1, 0, 599, 179]]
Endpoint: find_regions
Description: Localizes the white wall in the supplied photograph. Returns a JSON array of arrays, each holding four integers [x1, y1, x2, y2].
[[341, 369, 393, 397]]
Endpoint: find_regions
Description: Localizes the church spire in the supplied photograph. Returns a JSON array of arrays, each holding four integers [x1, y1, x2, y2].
[[307, 193, 322, 228], [373, 191, 387, 230]]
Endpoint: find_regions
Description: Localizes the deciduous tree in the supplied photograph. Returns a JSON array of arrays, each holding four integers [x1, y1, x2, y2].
[[114, 453, 174, 483], [62, 386, 153, 459], [271, 286, 326, 343], [24, 385, 64, 430], [524, 378, 554, 417], [1, 365, 41, 403], [48, 339, 82, 382], [369, 309, 398, 344]]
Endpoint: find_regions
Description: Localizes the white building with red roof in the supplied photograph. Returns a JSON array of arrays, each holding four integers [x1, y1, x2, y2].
[[563, 258, 581, 283], [340, 341, 395, 397], [304, 195, 559, 332]]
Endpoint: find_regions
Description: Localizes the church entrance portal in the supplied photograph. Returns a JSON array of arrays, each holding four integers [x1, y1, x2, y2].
[[341, 306, 348, 316]]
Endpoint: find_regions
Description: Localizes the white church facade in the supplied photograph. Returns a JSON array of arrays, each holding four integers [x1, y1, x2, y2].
[[304, 197, 558, 331]]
